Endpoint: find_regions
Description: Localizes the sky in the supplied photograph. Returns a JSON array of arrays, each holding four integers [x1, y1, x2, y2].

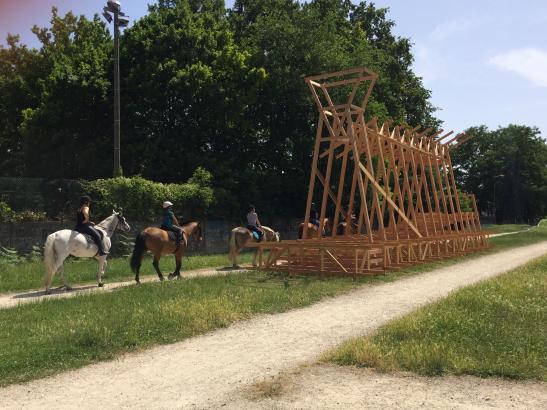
[[1, 0, 546, 138]]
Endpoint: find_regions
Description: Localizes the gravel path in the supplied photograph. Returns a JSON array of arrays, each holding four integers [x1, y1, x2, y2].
[[0, 266, 247, 309], [1, 241, 546, 409]]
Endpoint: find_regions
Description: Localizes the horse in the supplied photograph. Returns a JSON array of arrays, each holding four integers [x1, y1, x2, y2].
[[43, 211, 130, 294], [130, 221, 203, 284], [228, 226, 280, 268], [336, 217, 358, 235], [297, 218, 330, 239]]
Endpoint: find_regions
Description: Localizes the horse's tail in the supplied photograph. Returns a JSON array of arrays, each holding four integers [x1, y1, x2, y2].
[[130, 232, 148, 274], [228, 229, 237, 264], [43, 233, 57, 288]]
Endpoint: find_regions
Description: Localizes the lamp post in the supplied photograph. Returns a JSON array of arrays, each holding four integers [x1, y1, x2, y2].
[[103, 1, 129, 177]]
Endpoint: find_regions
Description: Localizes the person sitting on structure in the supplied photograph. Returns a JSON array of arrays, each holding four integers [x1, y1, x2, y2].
[[310, 202, 321, 229], [247, 205, 264, 241], [74, 195, 108, 256], [161, 201, 184, 245]]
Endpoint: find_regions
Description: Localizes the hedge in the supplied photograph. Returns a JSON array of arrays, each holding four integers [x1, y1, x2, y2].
[[81, 168, 214, 222]]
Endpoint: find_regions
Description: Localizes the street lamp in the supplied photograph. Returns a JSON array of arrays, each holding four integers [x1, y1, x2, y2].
[[103, 1, 129, 177]]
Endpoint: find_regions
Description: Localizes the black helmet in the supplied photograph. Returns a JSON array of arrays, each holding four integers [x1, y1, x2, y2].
[[80, 195, 91, 205]]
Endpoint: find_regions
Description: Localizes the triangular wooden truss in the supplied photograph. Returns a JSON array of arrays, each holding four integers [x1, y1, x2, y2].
[[253, 67, 488, 276]]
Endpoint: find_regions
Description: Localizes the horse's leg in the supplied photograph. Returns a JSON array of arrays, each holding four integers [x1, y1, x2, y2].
[[58, 264, 72, 290], [169, 253, 182, 279], [152, 254, 164, 281], [102, 259, 108, 280], [45, 251, 68, 294], [96, 256, 106, 287], [252, 248, 258, 267]]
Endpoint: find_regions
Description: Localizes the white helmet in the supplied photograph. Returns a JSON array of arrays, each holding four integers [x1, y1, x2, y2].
[[162, 201, 173, 209]]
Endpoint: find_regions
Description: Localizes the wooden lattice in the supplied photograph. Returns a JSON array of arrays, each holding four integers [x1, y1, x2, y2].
[[252, 67, 488, 276]]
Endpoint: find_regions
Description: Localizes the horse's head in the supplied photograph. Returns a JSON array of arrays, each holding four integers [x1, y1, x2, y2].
[[195, 222, 203, 242], [113, 210, 131, 232]]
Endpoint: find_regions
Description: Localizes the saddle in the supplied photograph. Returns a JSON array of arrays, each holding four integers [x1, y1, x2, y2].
[[160, 227, 186, 252], [80, 229, 104, 246]]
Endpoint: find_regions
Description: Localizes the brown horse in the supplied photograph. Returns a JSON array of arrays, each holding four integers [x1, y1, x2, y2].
[[336, 216, 358, 235], [297, 218, 330, 239], [130, 221, 202, 283], [228, 226, 279, 268]]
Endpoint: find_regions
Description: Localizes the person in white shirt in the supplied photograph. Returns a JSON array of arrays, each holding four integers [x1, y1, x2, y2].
[[246, 205, 264, 241]]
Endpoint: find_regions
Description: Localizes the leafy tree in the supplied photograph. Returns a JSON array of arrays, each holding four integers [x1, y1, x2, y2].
[[17, 8, 113, 179], [452, 125, 547, 223]]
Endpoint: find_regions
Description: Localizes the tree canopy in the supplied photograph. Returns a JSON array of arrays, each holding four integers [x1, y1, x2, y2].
[[2, 0, 542, 223]]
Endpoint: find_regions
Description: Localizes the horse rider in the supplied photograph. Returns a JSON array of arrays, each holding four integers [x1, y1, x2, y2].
[[75, 195, 108, 256], [247, 205, 264, 241], [161, 201, 184, 246], [310, 202, 320, 229]]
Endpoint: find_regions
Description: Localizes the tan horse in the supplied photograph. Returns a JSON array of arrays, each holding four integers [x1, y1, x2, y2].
[[228, 226, 279, 268], [297, 218, 330, 239], [130, 221, 202, 283]]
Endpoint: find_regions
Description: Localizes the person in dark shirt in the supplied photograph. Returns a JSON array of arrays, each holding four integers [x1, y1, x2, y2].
[[161, 201, 184, 245], [74, 196, 108, 256]]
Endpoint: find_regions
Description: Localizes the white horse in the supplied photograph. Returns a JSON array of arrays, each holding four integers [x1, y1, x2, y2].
[[43, 211, 130, 294], [228, 226, 280, 268]]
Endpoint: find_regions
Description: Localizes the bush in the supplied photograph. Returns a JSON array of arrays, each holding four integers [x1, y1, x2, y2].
[[0, 201, 14, 222], [82, 168, 214, 221], [0, 201, 47, 222]]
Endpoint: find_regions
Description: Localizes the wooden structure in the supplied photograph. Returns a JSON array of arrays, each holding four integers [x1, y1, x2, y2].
[[253, 67, 488, 277]]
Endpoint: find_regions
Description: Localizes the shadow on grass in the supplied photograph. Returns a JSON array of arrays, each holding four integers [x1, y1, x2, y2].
[[13, 284, 98, 299]]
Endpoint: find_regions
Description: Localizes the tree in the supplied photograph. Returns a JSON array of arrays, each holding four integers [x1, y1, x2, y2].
[[17, 8, 113, 179], [452, 125, 547, 223]]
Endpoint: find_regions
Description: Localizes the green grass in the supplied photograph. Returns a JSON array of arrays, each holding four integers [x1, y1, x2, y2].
[[0, 252, 253, 293], [482, 223, 532, 234], [0, 221, 545, 386], [324, 255, 547, 381], [0, 271, 364, 386]]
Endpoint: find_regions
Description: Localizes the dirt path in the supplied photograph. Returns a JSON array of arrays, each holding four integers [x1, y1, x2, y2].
[[0, 265, 248, 309], [1, 241, 546, 409], [238, 364, 546, 409]]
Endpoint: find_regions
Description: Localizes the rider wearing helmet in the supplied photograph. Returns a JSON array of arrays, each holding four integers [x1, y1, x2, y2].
[[310, 202, 320, 229], [161, 201, 184, 245], [75, 196, 108, 256]]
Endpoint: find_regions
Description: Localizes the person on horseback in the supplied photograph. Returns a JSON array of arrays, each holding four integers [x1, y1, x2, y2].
[[310, 202, 320, 229], [74, 196, 108, 256], [247, 205, 264, 241], [161, 201, 184, 246]]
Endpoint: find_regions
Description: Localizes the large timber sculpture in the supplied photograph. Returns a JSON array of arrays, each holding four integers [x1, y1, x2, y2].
[[253, 67, 488, 277]]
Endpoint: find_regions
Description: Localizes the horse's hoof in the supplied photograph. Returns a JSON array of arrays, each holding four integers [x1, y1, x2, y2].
[[159, 276, 165, 281], [135, 280, 140, 285], [167, 273, 173, 280], [252, 263, 258, 267], [98, 282, 104, 288], [45, 289, 51, 295], [64, 286, 73, 291]]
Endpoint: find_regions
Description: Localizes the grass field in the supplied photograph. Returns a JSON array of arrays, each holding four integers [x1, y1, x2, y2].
[[482, 223, 532, 234], [0, 222, 545, 386], [324, 255, 547, 381], [0, 271, 369, 386], [0, 252, 253, 293]]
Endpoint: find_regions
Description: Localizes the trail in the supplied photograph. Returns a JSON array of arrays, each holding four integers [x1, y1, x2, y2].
[[1, 241, 546, 409], [0, 265, 248, 309]]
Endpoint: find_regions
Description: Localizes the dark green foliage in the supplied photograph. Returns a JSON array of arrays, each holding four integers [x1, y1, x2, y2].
[[82, 168, 214, 221], [452, 125, 547, 223], [0, 1, 438, 219]]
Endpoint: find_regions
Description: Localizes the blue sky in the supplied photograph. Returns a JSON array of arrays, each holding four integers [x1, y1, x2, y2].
[[1, 0, 546, 137]]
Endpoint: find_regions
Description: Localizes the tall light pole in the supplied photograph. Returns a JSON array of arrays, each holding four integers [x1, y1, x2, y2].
[[103, 1, 129, 177]]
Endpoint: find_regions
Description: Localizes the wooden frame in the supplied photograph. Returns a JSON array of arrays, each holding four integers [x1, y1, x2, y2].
[[253, 67, 488, 276]]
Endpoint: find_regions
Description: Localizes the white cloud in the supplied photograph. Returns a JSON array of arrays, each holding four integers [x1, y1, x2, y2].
[[431, 16, 484, 41], [489, 48, 547, 87]]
